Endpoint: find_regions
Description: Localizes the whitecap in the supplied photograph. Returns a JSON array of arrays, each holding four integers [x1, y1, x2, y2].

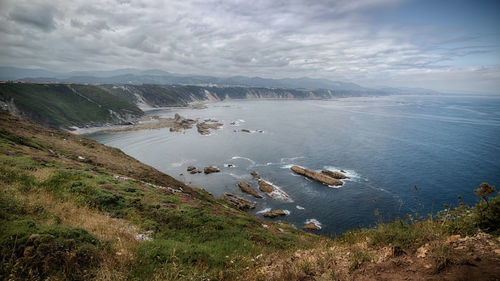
[[283, 210, 291, 215], [257, 208, 271, 214], [260, 179, 293, 202], [231, 156, 256, 166], [296, 205, 305, 210]]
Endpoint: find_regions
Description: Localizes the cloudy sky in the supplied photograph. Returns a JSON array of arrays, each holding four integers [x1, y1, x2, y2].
[[0, 0, 499, 93]]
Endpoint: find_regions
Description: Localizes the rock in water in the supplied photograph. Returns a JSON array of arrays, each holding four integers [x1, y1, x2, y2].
[[262, 209, 287, 218], [251, 171, 260, 179], [241, 129, 251, 133], [303, 221, 321, 230], [204, 166, 220, 174], [290, 166, 343, 186], [258, 179, 275, 193], [321, 170, 349, 179], [222, 193, 255, 210], [238, 181, 262, 198], [187, 166, 196, 171]]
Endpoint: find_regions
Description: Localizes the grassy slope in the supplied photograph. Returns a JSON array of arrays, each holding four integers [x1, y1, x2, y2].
[[0, 112, 499, 280], [0, 113, 322, 280], [0, 83, 143, 128]]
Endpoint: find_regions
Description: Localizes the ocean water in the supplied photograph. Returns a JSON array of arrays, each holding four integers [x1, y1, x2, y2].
[[87, 95, 500, 236]]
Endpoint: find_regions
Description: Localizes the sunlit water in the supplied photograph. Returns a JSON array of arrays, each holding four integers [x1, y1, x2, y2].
[[87, 95, 500, 236]]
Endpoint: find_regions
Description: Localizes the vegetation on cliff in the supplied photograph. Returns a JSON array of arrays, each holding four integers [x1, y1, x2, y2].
[[0, 112, 499, 280]]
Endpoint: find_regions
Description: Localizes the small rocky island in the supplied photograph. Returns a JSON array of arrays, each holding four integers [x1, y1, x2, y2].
[[290, 165, 348, 186], [238, 181, 262, 198]]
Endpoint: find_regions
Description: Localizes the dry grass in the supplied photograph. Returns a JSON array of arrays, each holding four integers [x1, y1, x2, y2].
[[7, 184, 141, 281]]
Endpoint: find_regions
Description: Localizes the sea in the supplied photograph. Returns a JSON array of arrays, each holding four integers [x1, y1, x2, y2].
[[86, 94, 500, 237]]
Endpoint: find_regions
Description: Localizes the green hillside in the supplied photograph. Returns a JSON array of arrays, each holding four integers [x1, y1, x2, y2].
[[0, 83, 143, 129]]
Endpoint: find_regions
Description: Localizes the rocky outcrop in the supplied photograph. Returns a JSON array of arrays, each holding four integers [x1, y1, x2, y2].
[[187, 166, 200, 174], [170, 113, 196, 132], [241, 129, 251, 133], [258, 180, 292, 202], [204, 166, 220, 174], [251, 171, 260, 179], [290, 166, 343, 186], [321, 170, 349, 179], [262, 209, 287, 218], [238, 181, 262, 198], [196, 120, 223, 135], [303, 221, 321, 230], [222, 193, 255, 210], [258, 179, 275, 193]]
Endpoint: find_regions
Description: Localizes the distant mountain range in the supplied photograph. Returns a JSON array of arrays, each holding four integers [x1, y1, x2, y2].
[[0, 66, 440, 95]]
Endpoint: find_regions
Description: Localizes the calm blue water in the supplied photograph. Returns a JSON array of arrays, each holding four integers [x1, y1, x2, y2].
[[87, 95, 500, 236]]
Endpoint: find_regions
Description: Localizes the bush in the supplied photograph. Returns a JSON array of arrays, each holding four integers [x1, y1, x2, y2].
[[0, 220, 101, 280]]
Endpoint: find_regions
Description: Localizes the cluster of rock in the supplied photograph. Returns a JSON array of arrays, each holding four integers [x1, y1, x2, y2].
[[196, 119, 223, 135], [198, 164, 344, 231], [169, 113, 196, 132], [290, 165, 348, 186]]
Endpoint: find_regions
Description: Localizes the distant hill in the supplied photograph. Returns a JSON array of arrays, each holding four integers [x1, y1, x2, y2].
[[0, 66, 439, 95]]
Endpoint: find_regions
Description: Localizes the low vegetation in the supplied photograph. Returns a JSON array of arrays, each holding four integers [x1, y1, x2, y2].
[[0, 112, 499, 280]]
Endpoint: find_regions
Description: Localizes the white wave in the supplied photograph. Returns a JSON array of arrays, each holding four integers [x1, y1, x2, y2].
[[238, 119, 246, 123], [280, 164, 295, 169], [296, 205, 305, 210], [283, 210, 291, 215], [322, 166, 362, 182], [280, 156, 305, 164], [256, 208, 271, 214], [226, 173, 248, 180], [305, 219, 322, 229], [171, 159, 193, 168], [231, 156, 256, 166]]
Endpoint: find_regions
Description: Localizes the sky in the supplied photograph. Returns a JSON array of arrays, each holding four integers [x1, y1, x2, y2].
[[0, 0, 499, 93]]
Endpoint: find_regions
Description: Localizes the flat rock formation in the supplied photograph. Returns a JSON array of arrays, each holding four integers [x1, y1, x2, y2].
[[241, 129, 251, 133], [258, 180, 292, 202], [291, 165, 343, 186], [303, 221, 321, 230], [321, 170, 349, 179], [262, 209, 287, 218], [238, 181, 262, 198], [251, 171, 260, 179], [204, 166, 220, 174], [196, 120, 223, 135], [222, 193, 255, 210]]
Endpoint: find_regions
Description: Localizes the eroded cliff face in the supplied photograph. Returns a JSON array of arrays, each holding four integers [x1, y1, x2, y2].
[[108, 84, 337, 108]]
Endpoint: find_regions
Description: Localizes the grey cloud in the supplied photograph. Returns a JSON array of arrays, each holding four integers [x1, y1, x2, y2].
[[9, 3, 58, 32]]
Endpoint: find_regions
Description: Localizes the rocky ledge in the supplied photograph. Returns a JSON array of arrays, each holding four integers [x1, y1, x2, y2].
[[222, 193, 255, 210], [303, 221, 321, 230], [258, 179, 292, 202], [321, 169, 349, 179], [290, 166, 344, 186], [238, 181, 262, 198], [204, 166, 220, 174], [262, 209, 287, 218]]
